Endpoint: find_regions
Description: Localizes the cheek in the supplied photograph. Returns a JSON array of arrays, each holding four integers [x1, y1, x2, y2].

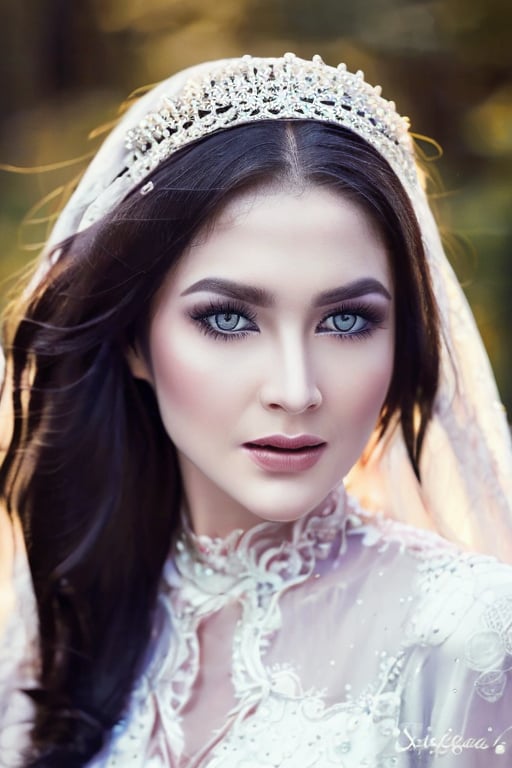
[[332, 352, 393, 475], [148, 327, 242, 439], [151, 337, 207, 429], [333, 343, 393, 432], [352, 367, 390, 428]]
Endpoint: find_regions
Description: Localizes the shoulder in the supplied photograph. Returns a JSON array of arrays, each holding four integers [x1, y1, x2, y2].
[[345, 509, 512, 753], [0, 506, 38, 683], [345, 501, 512, 655], [345, 499, 464, 561], [346, 494, 512, 577], [0, 506, 38, 764], [396, 550, 512, 755], [0, 502, 16, 635]]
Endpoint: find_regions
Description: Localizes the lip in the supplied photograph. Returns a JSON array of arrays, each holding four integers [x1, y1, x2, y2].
[[243, 434, 327, 473], [246, 434, 325, 450]]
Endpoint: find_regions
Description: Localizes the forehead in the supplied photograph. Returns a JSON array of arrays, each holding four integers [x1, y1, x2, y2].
[[166, 185, 391, 296]]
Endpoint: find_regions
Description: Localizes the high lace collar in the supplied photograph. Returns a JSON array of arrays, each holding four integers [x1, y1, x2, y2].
[[166, 485, 350, 599]]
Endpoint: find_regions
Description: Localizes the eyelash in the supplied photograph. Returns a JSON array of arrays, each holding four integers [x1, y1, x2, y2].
[[317, 302, 384, 341], [189, 300, 258, 342], [188, 300, 385, 342]]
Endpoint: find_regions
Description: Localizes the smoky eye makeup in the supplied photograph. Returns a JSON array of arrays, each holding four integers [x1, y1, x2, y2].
[[320, 300, 388, 323], [186, 295, 390, 342], [316, 299, 389, 337], [187, 299, 258, 340]]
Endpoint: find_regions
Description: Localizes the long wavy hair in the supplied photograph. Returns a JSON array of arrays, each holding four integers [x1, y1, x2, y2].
[[0, 120, 440, 766]]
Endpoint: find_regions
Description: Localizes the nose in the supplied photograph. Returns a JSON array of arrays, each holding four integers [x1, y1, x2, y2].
[[259, 336, 322, 414]]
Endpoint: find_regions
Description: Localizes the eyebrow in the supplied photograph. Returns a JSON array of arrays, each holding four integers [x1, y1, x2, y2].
[[181, 278, 273, 306], [313, 278, 392, 305], [180, 276, 392, 306]]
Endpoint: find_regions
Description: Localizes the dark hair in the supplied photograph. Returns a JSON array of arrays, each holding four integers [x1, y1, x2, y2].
[[0, 120, 439, 766]]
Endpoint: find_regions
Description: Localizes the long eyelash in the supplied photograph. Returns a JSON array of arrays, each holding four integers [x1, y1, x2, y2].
[[188, 300, 257, 341], [188, 300, 385, 342], [320, 301, 384, 325], [333, 329, 374, 342], [319, 301, 386, 339]]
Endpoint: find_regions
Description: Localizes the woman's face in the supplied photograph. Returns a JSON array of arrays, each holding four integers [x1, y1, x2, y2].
[[134, 186, 394, 536]]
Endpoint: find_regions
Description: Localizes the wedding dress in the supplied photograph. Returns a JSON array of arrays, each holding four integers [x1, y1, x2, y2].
[[2, 486, 512, 767]]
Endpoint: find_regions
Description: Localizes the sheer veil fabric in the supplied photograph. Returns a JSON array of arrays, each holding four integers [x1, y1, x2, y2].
[[1, 55, 512, 768], [346, 186, 512, 561]]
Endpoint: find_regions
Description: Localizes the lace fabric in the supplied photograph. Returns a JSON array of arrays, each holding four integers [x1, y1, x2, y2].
[[76, 487, 511, 767], [2, 488, 512, 766]]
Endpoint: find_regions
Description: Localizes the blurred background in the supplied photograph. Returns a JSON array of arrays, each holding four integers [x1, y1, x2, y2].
[[0, 0, 511, 413]]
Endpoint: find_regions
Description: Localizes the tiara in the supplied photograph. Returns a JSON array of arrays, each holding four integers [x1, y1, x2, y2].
[[124, 53, 419, 194]]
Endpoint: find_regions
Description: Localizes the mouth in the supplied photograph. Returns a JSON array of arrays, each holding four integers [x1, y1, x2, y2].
[[243, 435, 327, 473], [245, 434, 326, 451]]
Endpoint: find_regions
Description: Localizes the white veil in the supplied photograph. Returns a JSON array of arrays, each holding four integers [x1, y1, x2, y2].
[[24, 55, 512, 563], [347, 186, 512, 561]]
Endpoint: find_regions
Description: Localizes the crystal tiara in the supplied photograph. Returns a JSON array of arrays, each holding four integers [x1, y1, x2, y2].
[[124, 53, 419, 194]]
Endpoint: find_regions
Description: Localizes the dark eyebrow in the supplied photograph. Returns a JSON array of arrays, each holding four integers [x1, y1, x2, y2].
[[313, 278, 392, 306], [180, 276, 392, 306], [180, 278, 274, 306]]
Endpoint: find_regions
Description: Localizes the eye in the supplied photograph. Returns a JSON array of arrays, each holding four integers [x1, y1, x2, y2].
[[317, 302, 386, 338], [322, 313, 368, 334], [189, 300, 258, 340], [208, 312, 252, 333]]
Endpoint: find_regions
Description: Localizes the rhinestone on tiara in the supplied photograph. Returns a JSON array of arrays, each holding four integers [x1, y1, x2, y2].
[[124, 53, 419, 193]]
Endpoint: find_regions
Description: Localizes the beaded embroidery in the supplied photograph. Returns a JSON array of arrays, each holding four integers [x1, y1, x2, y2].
[[94, 494, 512, 767], [124, 53, 418, 195], [3, 493, 512, 767]]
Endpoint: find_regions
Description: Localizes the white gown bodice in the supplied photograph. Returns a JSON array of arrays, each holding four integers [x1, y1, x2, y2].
[[2, 487, 512, 767]]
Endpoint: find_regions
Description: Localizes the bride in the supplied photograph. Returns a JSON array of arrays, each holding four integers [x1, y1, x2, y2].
[[1, 54, 511, 767]]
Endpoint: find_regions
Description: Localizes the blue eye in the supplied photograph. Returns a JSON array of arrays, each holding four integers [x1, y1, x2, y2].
[[208, 312, 251, 333], [318, 303, 385, 338], [323, 313, 368, 333], [189, 301, 258, 340]]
